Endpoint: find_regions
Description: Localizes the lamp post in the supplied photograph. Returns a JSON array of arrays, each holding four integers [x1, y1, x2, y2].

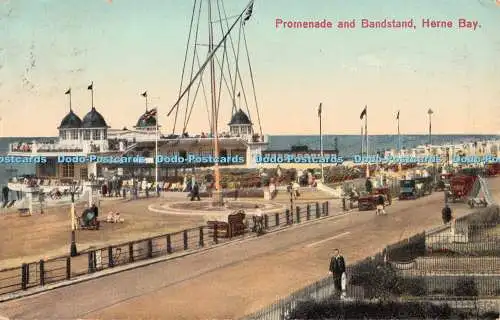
[[69, 181, 78, 257], [288, 183, 294, 224], [427, 108, 437, 184], [427, 108, 433, 146]]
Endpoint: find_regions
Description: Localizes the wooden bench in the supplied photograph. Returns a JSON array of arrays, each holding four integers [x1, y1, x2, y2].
[[207, 210, 247, 239], [227, 210, 246, 238], [207, 221, 229, 238]]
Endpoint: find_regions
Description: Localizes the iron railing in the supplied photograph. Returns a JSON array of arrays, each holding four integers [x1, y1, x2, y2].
[[0, 201, 334, 297], [243, 218, 500, 320]]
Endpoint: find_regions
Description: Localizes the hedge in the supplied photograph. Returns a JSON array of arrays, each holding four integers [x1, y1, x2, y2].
[[289, 300, 499, 319]]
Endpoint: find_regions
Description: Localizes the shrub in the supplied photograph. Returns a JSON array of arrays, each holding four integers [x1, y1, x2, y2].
[[454, 278, 478, 297], [349, 259, 401, 299], [386, 233, 426, 262], [289, 300, 499, 319], [462, 205, 499, 225], [481, 311, 500, 320], [399, 278, 427, 296], [289, 300, 456, 319]]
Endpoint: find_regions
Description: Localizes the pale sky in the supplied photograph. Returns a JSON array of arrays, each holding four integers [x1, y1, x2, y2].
[[0, 0, 499, 137]]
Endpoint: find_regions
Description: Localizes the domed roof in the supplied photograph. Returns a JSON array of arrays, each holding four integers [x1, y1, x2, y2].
[[228, 108, 252, 125], [58, 110, 82, 129], [82, 107, 108, 128], [135, 110, 157, 128]]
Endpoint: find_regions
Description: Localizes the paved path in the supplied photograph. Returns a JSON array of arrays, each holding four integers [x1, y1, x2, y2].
[[1, 177, 499, 320]]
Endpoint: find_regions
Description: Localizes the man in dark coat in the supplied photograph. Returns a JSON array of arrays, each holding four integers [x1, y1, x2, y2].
[[376, 194, 386, 215], [442, 204, 452, 224], [329, 248, 346, 294], [190, 182, 201, 201], [365, 177, 373, 194], [2, 186, 9, 207]]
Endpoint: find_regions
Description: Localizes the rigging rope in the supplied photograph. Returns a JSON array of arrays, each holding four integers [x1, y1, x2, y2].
[[174, 0, 198, 134], [231, 20, 243, 113], [216, 0, 237, 106], [235, 58, 252, 121], [183, 0, 203, 134], [195, 51, 212, 132], [214, 54, 234, 101], [215, 41, 229, 125], [221, 0, 243, 116], [167, 0, 254, 125], [242, 26, 263, 137], [183, 50, 210, 135]]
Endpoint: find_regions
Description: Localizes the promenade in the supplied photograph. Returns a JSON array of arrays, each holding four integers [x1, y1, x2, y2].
[[1, 177, 499, 320]]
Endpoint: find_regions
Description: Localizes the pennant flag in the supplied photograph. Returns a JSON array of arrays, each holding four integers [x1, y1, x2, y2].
[[427, 108, 433, 115], [318, 103, 322, 117], [396, 110, 400, 120], [237, 92, 240, 98], [87, 82, 93, 90], [142, 91, 147, 97], [243, 0, 254, 24], [360, 106, 367, 119], [65, 88, 71, 95]]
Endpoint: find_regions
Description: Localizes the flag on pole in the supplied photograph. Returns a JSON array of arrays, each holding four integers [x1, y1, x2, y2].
[[243, 0, 254, 24], [360, 106, 367, 119], [318, 103, 322, 117], [143, 108, 157, 120], [396, 110, 400, 120], [237, 92, 240, 98], [87, 82, 93, 90], [427, 108, 433, 115], [65, 88, 71, 95], [142, 91, 147, 97]]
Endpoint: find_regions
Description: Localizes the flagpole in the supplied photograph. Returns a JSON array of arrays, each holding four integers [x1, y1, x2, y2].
[[397, 116, 400, 152], [90, 82, 94, 108], [68, 89, 72, 111], [365, 106, 369, 178], [155, 105, 159, 196], [319, 103, 324, 182], [361, 124, 364, 156], [397, 111, 402, 173]]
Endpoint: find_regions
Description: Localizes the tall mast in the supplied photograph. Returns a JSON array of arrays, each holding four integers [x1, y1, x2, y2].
[[208, 0, 222, 202]]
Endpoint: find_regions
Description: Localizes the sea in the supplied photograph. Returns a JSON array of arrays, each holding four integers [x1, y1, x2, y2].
[[0, 134, 498, 186]]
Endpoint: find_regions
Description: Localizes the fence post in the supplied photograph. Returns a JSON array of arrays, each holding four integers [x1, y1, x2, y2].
[[108, 247, 114, 268], [275, 212, 279, 226], [315, 202, 320, 218], [88, 251, 95, 273], [39, 260, 45, 286], [21, 263, 27, 290], [147, 239, 153, 258], [25, 264, 30, 285], [66, 257, 71, 280], [129, 242, 134, 263], [306, 204, 311, 220], [199, 226, 204, 247], [285, 209, 290, 225], [296, 206, 301, 223], [183, 230, 188, 250], [264, 214, 269, 229], [213, 223, 219, 244], [166, 235, 173, 253], [325, 201, 329, 215]]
